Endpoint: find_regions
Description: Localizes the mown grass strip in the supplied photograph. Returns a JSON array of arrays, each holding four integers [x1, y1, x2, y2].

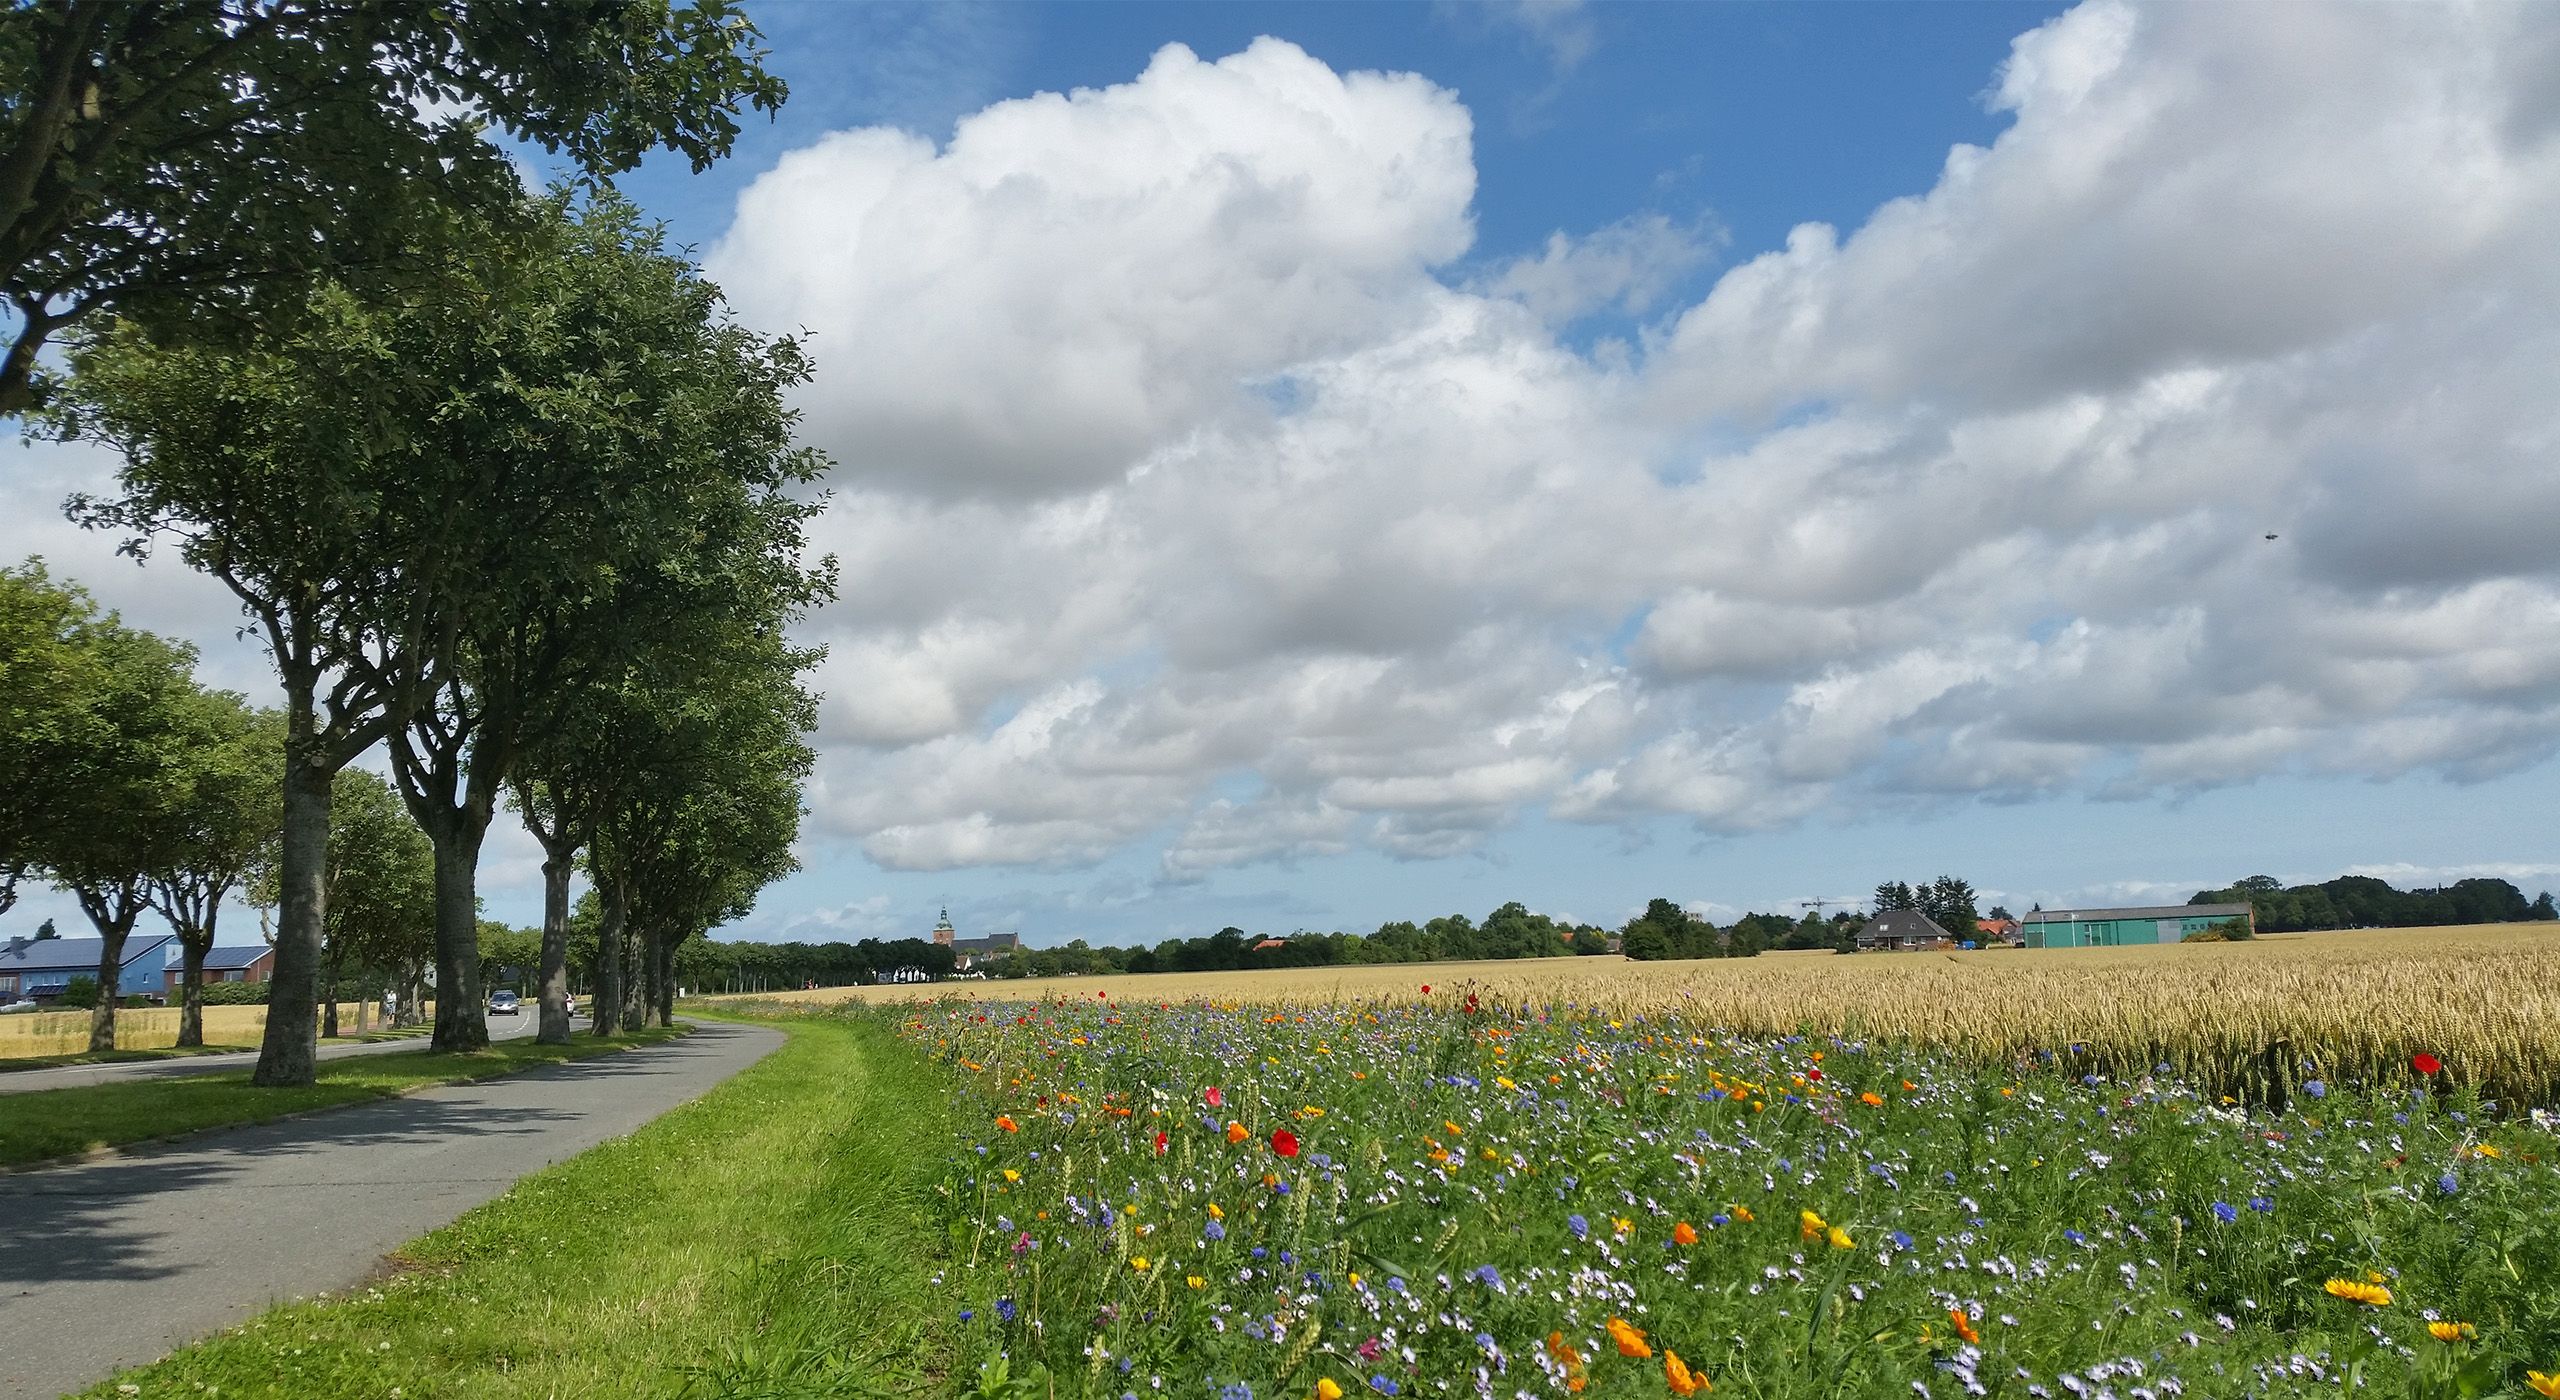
[[81, 1014, 964, 1399], [0, 1042, 258, 1073], [0, 1027, 689, 1169]]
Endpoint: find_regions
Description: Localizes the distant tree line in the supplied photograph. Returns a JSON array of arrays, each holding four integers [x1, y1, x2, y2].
[[2192, 874, 2556, 933], [689, 898, 1894, 988]]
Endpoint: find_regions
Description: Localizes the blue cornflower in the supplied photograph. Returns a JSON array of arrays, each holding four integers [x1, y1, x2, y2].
[[1471, 1264, 1503, 1288], [2082, 1074, 2102, 1087], [1369, 1378, 1400, 1396], [2303, 1079, 2326, 1099], [1708, 1212, 1730, 1228], [1251, 1246, 1268, 1260], [2064, 1229, 2087, 1246], [1889, 1230, 1915, 1250], [2247, 1196, 2274, 1213], [1220, 1384, 1254, 1400], [2438, 1172, 2460, 1195], [996, 1297, 1016, 1323], [1567, 1213, 1590, 1240], [2210, 1202, 2238, 1224], [959, 1309, 975, 1323], [1204, 1219, 1226, 1242]]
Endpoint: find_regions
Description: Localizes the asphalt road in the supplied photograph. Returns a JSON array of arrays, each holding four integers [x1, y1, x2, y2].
[[0, 1011, 543, 1095], [0, 1019, 782, 1399]]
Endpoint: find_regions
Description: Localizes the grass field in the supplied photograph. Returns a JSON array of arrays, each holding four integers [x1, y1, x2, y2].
[[0, 1002, 388, 1058], [0, 1026, 687, 1169], [712, 923, 2560, 1107], [79, 1015, 961, 1399]]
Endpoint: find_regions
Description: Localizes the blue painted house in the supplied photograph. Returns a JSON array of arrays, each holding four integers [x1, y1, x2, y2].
[[0, 933, 179, 1001]]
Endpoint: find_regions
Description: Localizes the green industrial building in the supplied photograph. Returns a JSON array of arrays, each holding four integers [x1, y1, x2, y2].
[[2020, 902, 2253, 948]]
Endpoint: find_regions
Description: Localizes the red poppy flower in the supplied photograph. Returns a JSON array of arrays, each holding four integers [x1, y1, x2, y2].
[[1153, 1130, 1169, 1155], [1421, 984, 1432, 994], [2414, 1052, 2443, 1076], [1205, 1086, 1224, 1108], [1807, 1068, 1824, 1082], [1270, 1128, 1301, 1158]]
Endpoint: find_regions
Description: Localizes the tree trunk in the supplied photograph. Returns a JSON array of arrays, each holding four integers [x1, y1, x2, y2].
[[254, 740, 333, 1086], [426, 823, 489, 1051], [655, 933, 676, 1028], [591, 880, 623, 1038], [176, 936, 208, 1048], [86, 917, 129, 1053], [626, 913, 655, 1034], [321, 940, 341, 1038], [536, 851, 573, 1045]]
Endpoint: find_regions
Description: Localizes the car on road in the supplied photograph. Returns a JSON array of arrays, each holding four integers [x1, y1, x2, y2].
[[0, 998, 37, 1014], [564, 994, 577, 1017], [488, 990, 521, 1016]]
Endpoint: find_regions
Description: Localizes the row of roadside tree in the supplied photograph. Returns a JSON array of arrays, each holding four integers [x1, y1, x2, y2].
[[1, 4, 821, 1085]]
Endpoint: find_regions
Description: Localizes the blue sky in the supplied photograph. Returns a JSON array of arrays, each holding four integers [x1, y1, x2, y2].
[[9, 1, 2559, 948]]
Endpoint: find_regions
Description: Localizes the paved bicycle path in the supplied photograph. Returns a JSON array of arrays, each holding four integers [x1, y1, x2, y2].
[[0, 1013, 542, 1095], [0, 1019, 781, 1399]]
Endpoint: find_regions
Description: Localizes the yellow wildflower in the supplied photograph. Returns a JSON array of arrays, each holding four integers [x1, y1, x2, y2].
[[2427, 1321, 2474, 1342], [1130, 1256, 1150, 1272], [1800, 1210, 1827, 1241], [2527, 1372, 2560, 1399], [2322, 1277, 2391, 1306], [1316, 1381, 1346, 1400], [1827, 1225, 1855, 1250]]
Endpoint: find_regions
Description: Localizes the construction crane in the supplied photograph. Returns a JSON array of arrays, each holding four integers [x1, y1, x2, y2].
[[1799, 898, 1839, 918]]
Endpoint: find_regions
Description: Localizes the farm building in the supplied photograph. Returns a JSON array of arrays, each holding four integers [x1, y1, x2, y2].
[[0, 933, 178, 1001], [1855, 909, 1955, 951], [160, 942, 275, 998], [2021, 903, 2253, 948]]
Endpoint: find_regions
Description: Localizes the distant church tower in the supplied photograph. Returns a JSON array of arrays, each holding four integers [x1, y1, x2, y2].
[[932, 907, 957, 946]]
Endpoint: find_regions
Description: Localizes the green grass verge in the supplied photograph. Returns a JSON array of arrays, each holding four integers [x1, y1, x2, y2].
[[0, 1043, 258, 1073], [0, 1028, 690, 1168], [80, 1014, 966, 1399]]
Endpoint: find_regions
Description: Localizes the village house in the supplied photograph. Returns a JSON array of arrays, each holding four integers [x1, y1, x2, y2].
[[1853, 909, 1955, 952], [0, 933, 179, 1002], [160, 942, 276, 998]]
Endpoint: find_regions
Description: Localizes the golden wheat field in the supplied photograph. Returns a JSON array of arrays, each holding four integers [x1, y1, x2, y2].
[[714, 923, 2560, 1105], [0, 1002, 384, 1058]]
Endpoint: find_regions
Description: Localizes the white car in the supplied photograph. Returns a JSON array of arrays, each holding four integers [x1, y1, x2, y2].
[[0, 998, 38, 1014], [487, 990, 521, 1016]]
